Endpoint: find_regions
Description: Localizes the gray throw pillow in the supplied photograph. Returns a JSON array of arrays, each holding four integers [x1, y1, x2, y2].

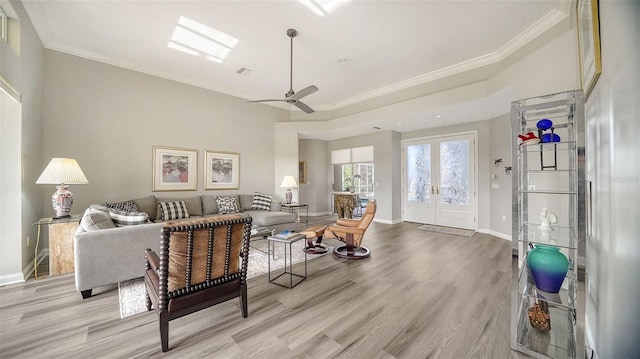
[[133, 195, 157, 219], [80, 207, 116, 231]]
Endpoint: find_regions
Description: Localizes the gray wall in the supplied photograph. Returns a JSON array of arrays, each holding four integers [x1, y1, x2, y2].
[[489, 114, 513, 239], [327, 131, 401, 223], [42, 50, 290, 214], [584, 1, 640, 358], [298, 139, 329, 215]]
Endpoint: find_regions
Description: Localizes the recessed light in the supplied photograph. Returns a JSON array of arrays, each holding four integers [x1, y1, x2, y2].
[[436, 115, 441, 118]]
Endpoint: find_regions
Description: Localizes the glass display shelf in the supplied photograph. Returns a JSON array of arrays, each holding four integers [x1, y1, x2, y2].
[[519, 141, 577, 152], [517, 224, 577, 250], [514, 295, 577, 359], [516, 256, 578, 310], [511, 89, 583, 359]]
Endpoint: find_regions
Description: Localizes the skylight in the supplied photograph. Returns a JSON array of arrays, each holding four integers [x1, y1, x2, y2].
[[297, 0, 350, 16], [168, 16, 238, 63]]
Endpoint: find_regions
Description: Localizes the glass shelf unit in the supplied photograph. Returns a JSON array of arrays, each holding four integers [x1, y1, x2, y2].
[[510, 90, 585, 359]]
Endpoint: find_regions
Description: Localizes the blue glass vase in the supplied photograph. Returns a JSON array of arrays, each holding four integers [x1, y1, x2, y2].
[[527, 244, 569, 293]]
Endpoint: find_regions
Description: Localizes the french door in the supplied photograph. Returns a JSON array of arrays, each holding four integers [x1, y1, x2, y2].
[[402, 133, 476, 230]]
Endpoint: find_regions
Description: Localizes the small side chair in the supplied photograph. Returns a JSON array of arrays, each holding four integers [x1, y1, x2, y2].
[[144, 214, 252, 352]]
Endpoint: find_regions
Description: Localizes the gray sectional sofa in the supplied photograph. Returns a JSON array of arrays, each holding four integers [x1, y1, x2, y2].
[[74, 193, 296, 299]]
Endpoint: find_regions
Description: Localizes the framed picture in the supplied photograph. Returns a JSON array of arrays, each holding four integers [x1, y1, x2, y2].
[[577, 0, 602, 101], [204, 151, 239, 190], [152, 146, 197, 191], [299, 161, 307, 184]]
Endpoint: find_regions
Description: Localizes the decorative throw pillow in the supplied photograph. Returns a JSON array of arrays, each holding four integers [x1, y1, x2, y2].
[[105, 200, 139, 213], [108, 209, 150, 227], [80, 207, 116, 231], [159, 201, 190, 221], [216, 196, 238, 214], [251, 192, 272, 211]]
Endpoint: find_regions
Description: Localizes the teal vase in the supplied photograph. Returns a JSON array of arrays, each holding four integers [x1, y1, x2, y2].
[[527, 244, 569, 293]]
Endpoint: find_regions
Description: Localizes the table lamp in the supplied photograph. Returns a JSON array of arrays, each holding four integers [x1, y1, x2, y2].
[[36, 158, 89, 218], [280, 175, 298, 204]]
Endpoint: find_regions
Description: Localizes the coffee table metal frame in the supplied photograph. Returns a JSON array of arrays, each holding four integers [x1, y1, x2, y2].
[[266, 233, 307, 288]]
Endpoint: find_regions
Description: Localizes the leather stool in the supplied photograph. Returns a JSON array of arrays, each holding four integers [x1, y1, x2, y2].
[[300, 225, 328, 254]]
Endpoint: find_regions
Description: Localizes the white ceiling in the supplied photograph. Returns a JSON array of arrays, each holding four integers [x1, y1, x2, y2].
[[21, 0, 571, 139]]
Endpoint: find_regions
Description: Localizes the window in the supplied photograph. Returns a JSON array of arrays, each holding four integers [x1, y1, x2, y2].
[[339, 162, 373, 194]]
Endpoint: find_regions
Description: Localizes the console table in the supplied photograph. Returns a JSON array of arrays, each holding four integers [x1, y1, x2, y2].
[[330, 192, 360, 218], [33, 214, 82, 278]]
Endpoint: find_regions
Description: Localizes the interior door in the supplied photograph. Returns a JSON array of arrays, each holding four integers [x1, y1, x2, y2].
[[403, 133, 476, 229]]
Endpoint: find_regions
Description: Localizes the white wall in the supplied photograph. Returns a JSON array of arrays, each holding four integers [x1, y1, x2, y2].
[[0, 0, 44, 285], [584, 1, 640, 358]]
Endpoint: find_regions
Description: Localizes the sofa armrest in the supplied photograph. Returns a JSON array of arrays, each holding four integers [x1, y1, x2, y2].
[[270, 200, 282, 212]]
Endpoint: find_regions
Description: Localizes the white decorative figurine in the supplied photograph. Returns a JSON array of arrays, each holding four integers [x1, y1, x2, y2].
[[538, 208, 558, 244]]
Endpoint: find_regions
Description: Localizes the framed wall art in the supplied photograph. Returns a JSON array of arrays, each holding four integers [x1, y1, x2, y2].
[[204, 151, 239, 190], [577, 0, 602, 101], [152, 146, 197, 191], [299, 161, 307, 184]]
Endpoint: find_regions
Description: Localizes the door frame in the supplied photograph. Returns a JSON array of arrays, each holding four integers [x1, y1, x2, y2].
[[401, 130, 479, 230]]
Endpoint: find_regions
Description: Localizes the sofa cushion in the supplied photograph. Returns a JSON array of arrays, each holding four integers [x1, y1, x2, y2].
[[202, 195, 218, 215], [133, 195, 157, 219], [238, 194, 254, 211], [105, 200, 138, 212], [216, 196, 239, 214], [251, 192, 272, 211], [108, 209, 150, 227], [159, 201, 190, 221], [80, 207, 116, 231], [244, 209, 296, 227]]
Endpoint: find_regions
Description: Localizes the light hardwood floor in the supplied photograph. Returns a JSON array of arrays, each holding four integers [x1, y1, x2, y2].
[[0, 219, 532, 358]]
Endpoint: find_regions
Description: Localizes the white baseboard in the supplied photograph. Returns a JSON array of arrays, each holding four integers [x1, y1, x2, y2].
[[373, 218, 403, 225], [479, 228, 512, 241], [1, 248, 48, 286], [0, 272, 25, 286]]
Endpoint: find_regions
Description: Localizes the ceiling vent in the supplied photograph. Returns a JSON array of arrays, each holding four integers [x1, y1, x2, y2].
[[236, 67, 251, 75]]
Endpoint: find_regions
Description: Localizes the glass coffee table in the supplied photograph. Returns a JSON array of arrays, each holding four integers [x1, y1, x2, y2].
[[250, 226, 275, 257]]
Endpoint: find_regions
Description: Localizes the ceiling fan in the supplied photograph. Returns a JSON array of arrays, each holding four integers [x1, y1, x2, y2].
[[248, 28, 318, 114]]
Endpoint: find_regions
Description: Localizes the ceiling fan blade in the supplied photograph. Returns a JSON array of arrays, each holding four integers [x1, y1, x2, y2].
[[294, 101, 315, 114], [290, 85, 319, 101], [247, 99, 287, 103]]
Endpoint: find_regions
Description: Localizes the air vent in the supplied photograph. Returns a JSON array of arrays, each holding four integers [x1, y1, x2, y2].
[[236, 67, 251, 75], [372, 126, 382, 130]]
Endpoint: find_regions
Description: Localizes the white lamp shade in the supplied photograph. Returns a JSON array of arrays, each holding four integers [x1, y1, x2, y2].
[[280, 175, 298, 188], [36, 158, 89, 184]]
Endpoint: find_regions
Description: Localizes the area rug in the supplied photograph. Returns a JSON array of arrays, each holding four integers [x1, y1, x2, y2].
[[118, 237, 333, 318], [417, 224, 475, 237]]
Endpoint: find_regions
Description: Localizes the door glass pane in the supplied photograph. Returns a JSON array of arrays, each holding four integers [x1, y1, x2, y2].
[[406, 144, 431, 202], [440, 140, 470, 205]]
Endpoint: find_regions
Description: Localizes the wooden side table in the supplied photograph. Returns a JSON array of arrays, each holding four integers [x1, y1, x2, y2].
[[33, 215, 82, 278]]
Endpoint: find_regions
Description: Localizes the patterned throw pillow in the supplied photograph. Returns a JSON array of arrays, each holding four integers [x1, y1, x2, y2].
[[159, 201, 190, 221], [216, 196, 238, 214], [105, 200, 139, 213], [108, 209, 150, 227], [251, 192, 272, 211]]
